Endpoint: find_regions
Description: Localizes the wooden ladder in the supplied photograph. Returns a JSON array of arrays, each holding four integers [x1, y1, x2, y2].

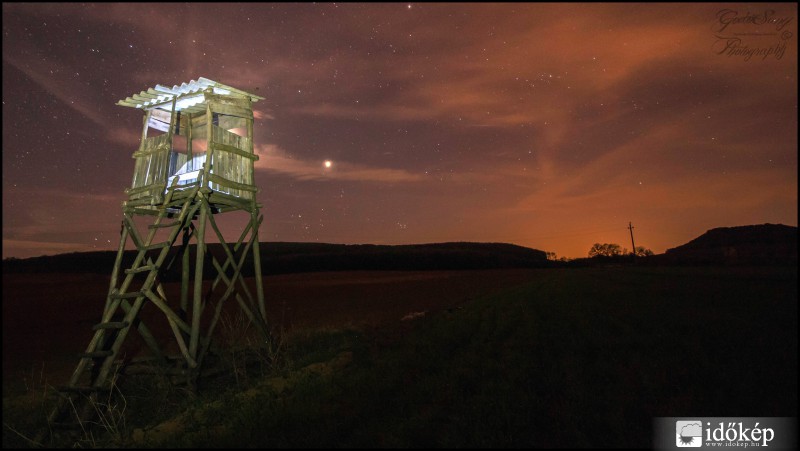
[[41, 181, 201, 441]]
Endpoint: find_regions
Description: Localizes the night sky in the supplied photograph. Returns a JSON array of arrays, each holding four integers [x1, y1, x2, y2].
[[2, 3, 797, 260]]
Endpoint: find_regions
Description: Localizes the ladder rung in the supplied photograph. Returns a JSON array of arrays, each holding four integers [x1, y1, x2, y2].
[[92, 321, 130, 331], [142, 241, 171, 251], [79, 351, 114, 359], [125, 265, 158, 274], [110, 291, 143, 300], [149, 220, 182, 229], [57, 385, 110, 393]]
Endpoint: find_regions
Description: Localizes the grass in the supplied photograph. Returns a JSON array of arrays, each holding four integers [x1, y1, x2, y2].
[[3, 266, 797, 447]]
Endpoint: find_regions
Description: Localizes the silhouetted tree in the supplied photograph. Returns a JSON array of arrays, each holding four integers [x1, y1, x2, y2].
[[546, 252, 558, 261], [588, 243, 624, 258], [634, 246, 654, 257]]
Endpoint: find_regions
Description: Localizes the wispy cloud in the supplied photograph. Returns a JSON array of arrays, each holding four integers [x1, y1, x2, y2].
[[3, 51, 107, 127], [254, 144, 425, 183], [3, 44, 145, 148]]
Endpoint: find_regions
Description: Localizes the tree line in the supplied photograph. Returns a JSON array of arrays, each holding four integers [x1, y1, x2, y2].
[[546, 243, 654, 262], [588, 243, 653, 258]]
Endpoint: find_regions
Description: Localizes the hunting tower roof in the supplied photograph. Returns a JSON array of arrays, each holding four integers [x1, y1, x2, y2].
[[116, 77, 264, 114]]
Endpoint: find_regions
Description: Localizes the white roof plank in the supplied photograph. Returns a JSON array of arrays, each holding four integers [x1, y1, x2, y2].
[[117, 77, 263, 110], [136, 91, 160, 100], [154, 84, 178, 95]]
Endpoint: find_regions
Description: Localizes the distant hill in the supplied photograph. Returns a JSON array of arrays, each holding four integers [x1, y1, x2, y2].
[[1, 242, 550, 276], [661, 223, 797, 265], [5, 224, 795, 274], [259, 242, 549, 274]]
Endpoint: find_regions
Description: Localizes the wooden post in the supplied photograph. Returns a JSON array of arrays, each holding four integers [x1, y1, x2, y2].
[[189, 200, 207, 359], [104, 221, 129, 313], [167, 98, 177, 141], [246, 110, 267, 323], [180, 226, 191, 331], [203, 93, 214, 186], [140, 110, 151, 142], [187, 112, 193, 162]]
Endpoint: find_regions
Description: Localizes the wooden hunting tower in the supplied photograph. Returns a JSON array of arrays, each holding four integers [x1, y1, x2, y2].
[[46, 78, 268, 432]]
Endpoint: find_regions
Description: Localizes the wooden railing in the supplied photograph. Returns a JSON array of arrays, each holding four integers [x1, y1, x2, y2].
[[125, 124, 257, 206], [127, 134, 172, 204], [207, 125, 256, 201]]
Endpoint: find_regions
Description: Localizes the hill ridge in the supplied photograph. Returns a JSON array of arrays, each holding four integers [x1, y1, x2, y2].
[[662, 223, 796, 265], [2, 241, 549, 275]]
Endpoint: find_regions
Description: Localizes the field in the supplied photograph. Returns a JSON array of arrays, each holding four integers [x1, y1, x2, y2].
[[2, 266, 797, 447]]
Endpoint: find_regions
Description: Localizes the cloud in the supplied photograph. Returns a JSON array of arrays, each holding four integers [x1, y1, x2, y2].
[[680, 422, 702, 437], [254, 144, 425, 183], [2, 36, 146, 148], [106, 128, 144, 147], [252, 109, 274, 120], [284, 3, 716, 132], [2, 51, 108, 128]]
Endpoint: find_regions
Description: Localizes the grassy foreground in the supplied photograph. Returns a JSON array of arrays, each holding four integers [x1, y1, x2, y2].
[[4, 266, 797, 447]]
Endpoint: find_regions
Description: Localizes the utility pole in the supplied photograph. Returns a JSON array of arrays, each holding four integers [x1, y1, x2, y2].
[[628, 222, 636, 257]]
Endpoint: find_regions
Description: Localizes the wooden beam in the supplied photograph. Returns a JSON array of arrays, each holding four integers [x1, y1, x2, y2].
[[208, 101, 253, 120], [198, 76, 264, 100], [141, 289, 193, 336], [147, 117, 171, 133], [132, 145, 169, 158], [150, 109, 172, 123], [181, 105, 206, 114], [125, 183, 165, 197], [206, 192, 252, 209], [190, 197, 208, 358], [251, 213, 266, 322], [208, 173, 258, 193], [211, 142, 258, 160]]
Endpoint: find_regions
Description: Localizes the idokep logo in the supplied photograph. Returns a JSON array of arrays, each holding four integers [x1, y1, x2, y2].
[[676, 421, 703, 447], [655, 417, 795, 450]]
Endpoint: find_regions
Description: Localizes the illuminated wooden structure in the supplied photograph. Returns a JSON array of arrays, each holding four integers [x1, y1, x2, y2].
[[46, 77, 268, 432]]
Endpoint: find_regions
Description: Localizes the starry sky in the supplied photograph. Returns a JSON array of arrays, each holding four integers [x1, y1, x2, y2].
[[2, 3, 797, 260]]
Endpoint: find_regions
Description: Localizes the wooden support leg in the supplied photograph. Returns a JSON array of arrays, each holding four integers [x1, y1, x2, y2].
[[180, 225, 192, 343], [105, 221, 129, 313], [251, 212, 267, 323], [190, 199, 208, 360]]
